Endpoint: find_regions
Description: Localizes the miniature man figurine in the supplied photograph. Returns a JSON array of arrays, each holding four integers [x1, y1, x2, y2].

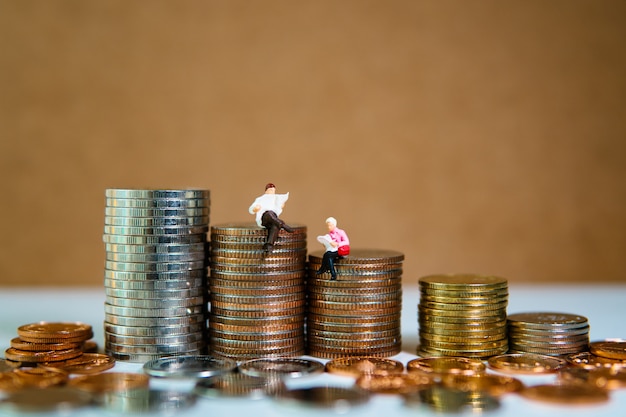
[[315, 217, 350, 280], [249, 183, 294, 252]]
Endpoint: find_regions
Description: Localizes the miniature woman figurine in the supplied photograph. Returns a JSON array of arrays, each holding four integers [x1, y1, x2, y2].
[[249, 183, 294, 252], [315, 217, 350, 280]]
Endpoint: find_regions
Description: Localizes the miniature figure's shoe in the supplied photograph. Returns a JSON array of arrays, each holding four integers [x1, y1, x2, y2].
[[263, 243, 273, 252], [330, 275, 337, 281], [281, 223, 295, 233], [315, 268, 328, 276]]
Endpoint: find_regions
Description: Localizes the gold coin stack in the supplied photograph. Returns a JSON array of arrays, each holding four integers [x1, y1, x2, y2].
[[507, 312, 590, 356], [103, 189, 210, 362], [208, 222, 307, 360], [306, 249, 404, 359], [417, 274, 509, 359], [4, 322, 94, 366]]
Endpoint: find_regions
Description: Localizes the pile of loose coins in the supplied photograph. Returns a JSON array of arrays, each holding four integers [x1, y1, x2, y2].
[[417, 274, 509, 358], [507, 312, 590, 356], [306, 249, 404, 358], [103, 189, 210, 362], [208, 222, 308, 360], [1, 322, 116, 398]]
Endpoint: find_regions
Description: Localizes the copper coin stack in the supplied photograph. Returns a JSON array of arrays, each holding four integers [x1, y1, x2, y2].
[[417, 274, 509, 359], [102, 189, 210, 362], [306, 249, 404, 359], [4, 322, 94, 366], [208, 222, 307, 360], [506, 312, 590, 356]]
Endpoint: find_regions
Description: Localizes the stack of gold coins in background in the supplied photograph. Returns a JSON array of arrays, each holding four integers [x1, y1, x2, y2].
[[507, 312, 590, 356], [208, 223, 307, 360], [103, 189, 210, 362], [306, 249, 404, 358], [417, 274, 509, 359]]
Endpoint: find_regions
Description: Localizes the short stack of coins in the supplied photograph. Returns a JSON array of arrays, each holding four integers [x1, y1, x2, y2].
[[208, 222, 307, 360], [306, 249, 404, 359], [4, 322, 93, 366], [417, 274, 509, 359], [103, 189, 210, 362], [507, 312, 590, 356]]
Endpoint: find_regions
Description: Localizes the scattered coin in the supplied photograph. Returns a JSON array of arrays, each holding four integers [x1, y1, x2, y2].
[[102, 388, 197, 414], [590, 340, 626, 360], [356, 373, 435, 394], [193, 373, 286, 399], [68, 372, 150, 394], [404, 385, 500, 413], [520, 383, 609, 405], [407, 356, 486, 376], [276, 386, 370, 410], [487, 353, 568, 374], [0, 386, 93, 413], [238, 357, 324, 379], [142, 355, 237, 378], [325, 356, 404, 377]]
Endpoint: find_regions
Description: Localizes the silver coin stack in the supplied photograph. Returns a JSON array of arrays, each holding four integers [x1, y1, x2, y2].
[[507, 312, 590, 356], [306, 249, 404, 359], [208, 222, 307, 360], [103, 189, 210, 362]]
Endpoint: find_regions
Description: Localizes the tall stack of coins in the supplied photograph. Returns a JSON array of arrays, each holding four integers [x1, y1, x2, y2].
[[103, 189, 210, 362], [417, 274, 509, 359], [507, 312, 590, 356], [306, 249, 404, 358], [208, 223, 307, 360]]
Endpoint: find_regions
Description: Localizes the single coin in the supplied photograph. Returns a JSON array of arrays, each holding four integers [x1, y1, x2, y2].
[[11, 366, 69, 388], [407, 357, 486, 376], [103, 233, 206, 245], [105, 189, 209, 199], [193, 373, 285, 399], [487, 353, 567, 374], [42, 353, 116, 374], [17, 322, 93, 342], [404, 385, 500, 413], [419, 274, 507, 289], [441, 373, 524, 396], [238, 357, 324, 379], [589, 340, 626, 360], [276, 386, 370, 410], [4, 347, 83, 363], [566, 351, 626, 370], [1, 358, 14, 373], [0, 386, 93, 413], [105, 197, 208, 208], [105, 206, 209, 217], [356, 373, 435, 394], [142, 355, 237, 378], [308, 248, 404, 263], [587, 367, 626, 390], [520, 384, 609, 405], [102, 388, 197, 413], [68, 372, 150, 393], [507, 312, 588, 328], [0, 371, 22, 392], [325, 356, 404, 377], [10, 337, 83, 352]]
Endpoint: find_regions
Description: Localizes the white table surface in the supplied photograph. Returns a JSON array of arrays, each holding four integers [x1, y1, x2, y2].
[[1, 284, 625, 416]]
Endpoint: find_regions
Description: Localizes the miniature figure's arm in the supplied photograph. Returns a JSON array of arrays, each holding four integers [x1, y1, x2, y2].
[[248, 197, 262, 214]]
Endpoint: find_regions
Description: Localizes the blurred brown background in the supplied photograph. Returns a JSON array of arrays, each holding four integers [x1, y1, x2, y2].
[[1, 0, 625, 287]]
